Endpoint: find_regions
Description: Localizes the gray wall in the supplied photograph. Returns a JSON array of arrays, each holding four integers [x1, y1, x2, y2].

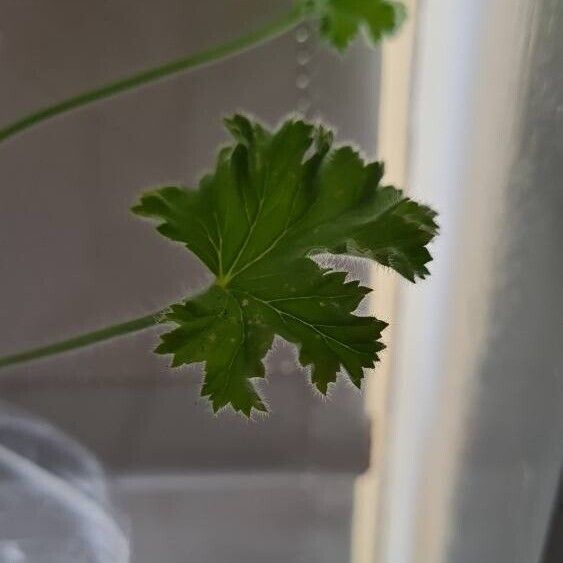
[[0, 1, 379, 473]]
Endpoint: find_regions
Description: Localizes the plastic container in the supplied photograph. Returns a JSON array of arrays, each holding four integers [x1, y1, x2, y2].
[[0, 402, 129, 563]]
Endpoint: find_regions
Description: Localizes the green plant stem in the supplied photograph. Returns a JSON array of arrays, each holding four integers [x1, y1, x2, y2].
[[0, 311, 166, 370], [0, 8, 303, 145]]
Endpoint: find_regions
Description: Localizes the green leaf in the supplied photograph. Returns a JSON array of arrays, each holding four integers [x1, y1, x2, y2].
[[133, 114, 437, 415], [298, 0, 407, 51], [155, 286, 272, 415]]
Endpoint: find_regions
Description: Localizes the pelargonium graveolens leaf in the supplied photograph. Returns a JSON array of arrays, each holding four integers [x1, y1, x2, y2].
[[298, 0, 407, 51], [132, 115, 438, 415]]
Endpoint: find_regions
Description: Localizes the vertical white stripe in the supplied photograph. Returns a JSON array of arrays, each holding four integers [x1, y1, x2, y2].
[[351, 2, 419, 561]]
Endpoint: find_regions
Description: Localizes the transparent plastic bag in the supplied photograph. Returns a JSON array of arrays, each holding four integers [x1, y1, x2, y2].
[[0, 402, 129, 563]]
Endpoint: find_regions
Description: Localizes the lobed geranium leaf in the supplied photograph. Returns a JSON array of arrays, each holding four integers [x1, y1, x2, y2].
[[133, 115, 437, 415], [298, 0, 407, 51]]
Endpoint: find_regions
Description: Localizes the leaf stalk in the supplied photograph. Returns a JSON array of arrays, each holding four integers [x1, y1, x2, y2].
[[0, 8, 303, 144], [0, 8, 305, 371], [0, 311, 166, 370]]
